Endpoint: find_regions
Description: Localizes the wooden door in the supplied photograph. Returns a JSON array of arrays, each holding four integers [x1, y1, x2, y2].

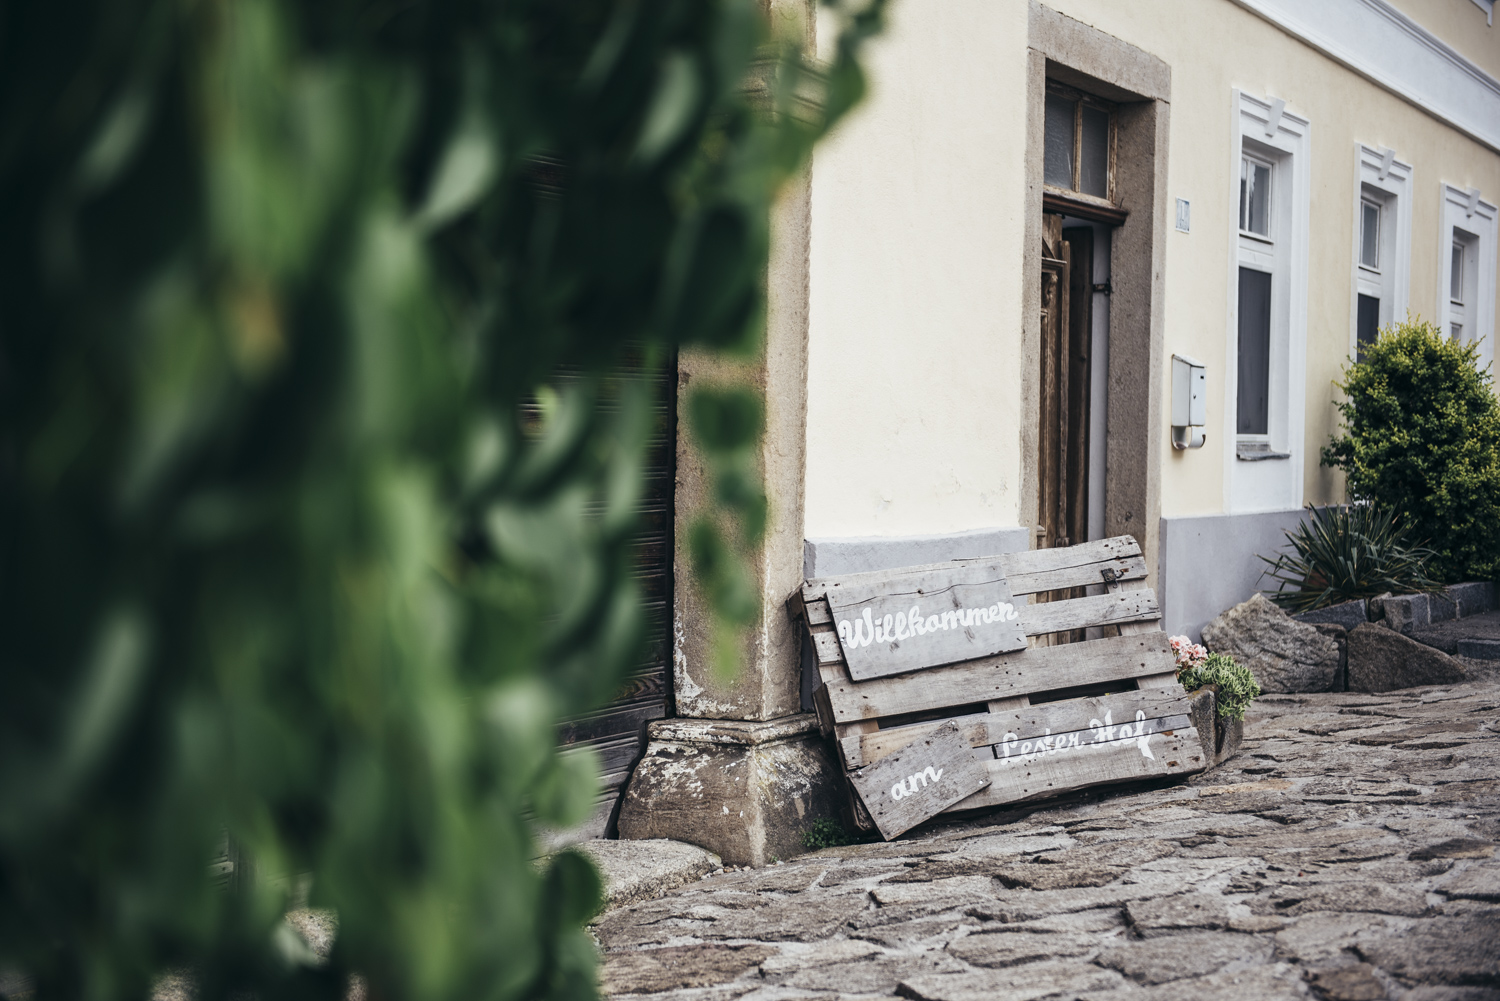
[[1036, 215, 1094, 642]]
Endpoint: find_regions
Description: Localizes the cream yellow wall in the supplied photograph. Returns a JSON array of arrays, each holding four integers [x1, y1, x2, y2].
[[804, 0, 1030, 538], [1384, 0, 1500, 81], [1044, 0, 1500, 517], [803, 0, 1500, 538]]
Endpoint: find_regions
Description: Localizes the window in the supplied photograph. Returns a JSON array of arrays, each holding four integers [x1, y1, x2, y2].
[[1043, 85, 1114, 201], [1226, 90, 1310, 512], [1237, 268, 1272, 435], [1351, 146, 1411, 364], [1439, 184, 1497, 364], [1357, 294, 1380, 361], [1240, 155, 1272, 237], [1450, 233, 1476, 342], [1452, 241, 1465, 304], [1360, 200, 1381, 270]]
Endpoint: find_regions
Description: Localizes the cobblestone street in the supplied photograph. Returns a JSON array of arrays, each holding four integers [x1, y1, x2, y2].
[[595, 681, 1500, 1001]]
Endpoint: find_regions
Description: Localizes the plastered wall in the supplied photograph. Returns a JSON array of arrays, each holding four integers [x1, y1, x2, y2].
[[805, 0, 1030, 539], [805, 0, 1500, 537]]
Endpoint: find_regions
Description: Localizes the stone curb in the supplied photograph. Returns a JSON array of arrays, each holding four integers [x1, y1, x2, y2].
[[570, 838, 722, 910]]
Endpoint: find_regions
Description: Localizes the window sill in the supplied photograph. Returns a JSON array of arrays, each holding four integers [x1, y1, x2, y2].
[[1236, 442, 1292, 461]]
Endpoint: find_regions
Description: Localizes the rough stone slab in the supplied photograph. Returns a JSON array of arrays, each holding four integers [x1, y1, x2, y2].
[[1448, 582, 1496, 618], [1202, 594, 1340, 693], [600, 943, 773, 995], [1124, 892, 1231, 934], [1089, 964, 1317, 1000], [1352, 913, 1500, 983], [1294, 598, 1368, 632], [1457, 638, 1500, 661], [947, 929, 1098, 968], [572, 839, 721, 909], [1380, 593, 1431, 634], [1435, 863, 1500, 902], [899, 959, 1124, 1001], [1094, 929, 1272, 984], [1347, 624, 1469, 692]]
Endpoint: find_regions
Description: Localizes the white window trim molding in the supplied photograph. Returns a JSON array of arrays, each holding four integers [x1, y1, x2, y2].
[[1349, 143, 1413, 356], [1229, 0, 1500, 153], [1437, 183, 1499, 367], [1224, 90, 1310, 514]]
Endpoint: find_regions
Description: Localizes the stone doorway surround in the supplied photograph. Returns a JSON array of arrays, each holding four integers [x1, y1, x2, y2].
[[1021, 3, 1172, 589]]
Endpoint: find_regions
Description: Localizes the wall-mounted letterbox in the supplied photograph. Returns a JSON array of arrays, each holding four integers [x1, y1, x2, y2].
[[1171, 354, 1206, 450]]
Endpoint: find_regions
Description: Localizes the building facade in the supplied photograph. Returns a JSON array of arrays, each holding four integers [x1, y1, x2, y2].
[[612, 0, 1500, 864]]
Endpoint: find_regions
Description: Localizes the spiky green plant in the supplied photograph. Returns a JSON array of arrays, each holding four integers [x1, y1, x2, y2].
[[1259, 504, 1443, 613]]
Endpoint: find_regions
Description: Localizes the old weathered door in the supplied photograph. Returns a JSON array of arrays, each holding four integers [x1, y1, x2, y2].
[[1037, 214, 1094, 641]]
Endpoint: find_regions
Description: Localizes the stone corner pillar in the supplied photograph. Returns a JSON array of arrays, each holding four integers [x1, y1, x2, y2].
[[616, 714, 845, 867], [619, 0, 836, 861]]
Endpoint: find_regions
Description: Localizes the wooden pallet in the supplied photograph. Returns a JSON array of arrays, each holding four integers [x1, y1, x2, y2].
[[795, 536, 1209, 835]]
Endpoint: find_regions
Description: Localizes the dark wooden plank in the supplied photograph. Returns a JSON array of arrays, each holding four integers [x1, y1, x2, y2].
[[838, 689, 1196, 767], [827, 564, 1027, 681], [846, 721, 992, 840], [823, 631, 1175, 723], [948, 720, 1206, 812]]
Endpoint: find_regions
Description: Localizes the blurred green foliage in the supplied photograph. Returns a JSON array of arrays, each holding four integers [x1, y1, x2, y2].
[[0, 1, 884, 998], [1323, 318, 1500, 583]]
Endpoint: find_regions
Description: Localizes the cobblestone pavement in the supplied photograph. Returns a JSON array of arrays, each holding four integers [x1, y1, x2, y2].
[[595, 682, 1500, 1001]]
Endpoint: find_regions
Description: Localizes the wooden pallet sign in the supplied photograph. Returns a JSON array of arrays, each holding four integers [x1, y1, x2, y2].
[[845, 721, 992, 840], [796, 536, 1215, 838], [825, 561, 1028, 681]]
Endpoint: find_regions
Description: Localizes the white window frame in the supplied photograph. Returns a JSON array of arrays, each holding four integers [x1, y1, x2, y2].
[[1349, 144, 1412, 358], [1224, 90, 1310, 515], [1437, 183, 1498, 370]]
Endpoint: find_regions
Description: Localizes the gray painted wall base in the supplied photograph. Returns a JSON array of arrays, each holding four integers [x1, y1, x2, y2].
[[800, 526, 1032, 709], [803, 526, 1033, 579], [1159, 508, 1309, 641]]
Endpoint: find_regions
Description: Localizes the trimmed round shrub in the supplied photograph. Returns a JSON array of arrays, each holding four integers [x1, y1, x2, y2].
[[1322, 319, 1500, 583]]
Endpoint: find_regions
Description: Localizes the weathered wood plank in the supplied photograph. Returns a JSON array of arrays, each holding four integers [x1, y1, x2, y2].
[[846, 721, 992, 840], [802, 537, 1146, 603], [824, 631, 1176, 723], [944, 719, 1208, 812], [812, 629, 843, 665], [1004, 554, 1147, 598], [827, 564, 1027, 681], [805, 598, 832, 626], [838, 689, 1197, 767], [1018, 589, 1159, 636]]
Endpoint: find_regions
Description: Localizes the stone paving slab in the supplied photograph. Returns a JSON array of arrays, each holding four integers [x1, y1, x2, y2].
[[594, 680, 1500, 1000]]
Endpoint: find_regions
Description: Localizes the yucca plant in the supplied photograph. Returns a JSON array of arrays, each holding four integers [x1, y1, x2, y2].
[[1259, 504, 1444, 613]]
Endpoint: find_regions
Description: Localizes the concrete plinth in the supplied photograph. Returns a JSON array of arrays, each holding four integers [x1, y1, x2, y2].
[[617, 715, 845, 867]]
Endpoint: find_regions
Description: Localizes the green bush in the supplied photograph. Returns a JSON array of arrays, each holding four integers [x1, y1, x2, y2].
[[1180, 653, 1261, 721], [1323, 318, 1500, 582], [1259, 503, 1443, 612]]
